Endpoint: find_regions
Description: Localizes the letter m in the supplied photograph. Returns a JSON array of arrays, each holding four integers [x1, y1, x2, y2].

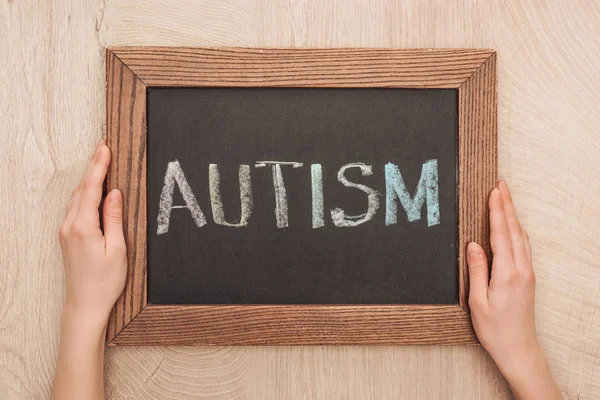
[[385, 160, 440, 227]]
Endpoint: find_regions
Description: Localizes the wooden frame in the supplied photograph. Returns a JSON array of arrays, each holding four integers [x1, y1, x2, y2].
[[106, 47, 497, 346]]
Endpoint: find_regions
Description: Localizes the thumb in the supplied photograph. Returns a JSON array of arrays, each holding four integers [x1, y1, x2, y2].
[[467, 242, 489, 310], [103, 189, 125, 253]]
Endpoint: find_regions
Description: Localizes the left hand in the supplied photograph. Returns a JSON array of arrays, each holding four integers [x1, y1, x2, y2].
[[58, 139, 127, 327]]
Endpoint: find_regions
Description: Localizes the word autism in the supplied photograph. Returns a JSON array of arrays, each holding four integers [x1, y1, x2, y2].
[[156, 160, 440, 234]]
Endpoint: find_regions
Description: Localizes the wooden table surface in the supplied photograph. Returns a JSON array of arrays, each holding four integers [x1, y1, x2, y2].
[[1, 1, 599, 399]]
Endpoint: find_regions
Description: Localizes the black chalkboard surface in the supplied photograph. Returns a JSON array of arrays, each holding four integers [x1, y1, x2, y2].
[[147, 87, 458, 305]]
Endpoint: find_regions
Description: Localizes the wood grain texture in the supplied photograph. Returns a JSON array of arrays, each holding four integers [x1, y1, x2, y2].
[[110, 47, 493, 88], [458, 53, 498, 310], [2, 0, 600, 399], [105, 51, 148, 343], [111, 305, 476, 346], [107, 47, 491, 346]]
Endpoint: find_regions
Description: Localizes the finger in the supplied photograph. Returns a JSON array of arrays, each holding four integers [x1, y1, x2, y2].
[[498, 180, 529, 270], [79, 140, 111, 221], [103, 189, 126, 254], [467, 242, 489, 310], [523, 230, 532, 265], [489, 187, 516, 282], [63, 183, 82, 230]]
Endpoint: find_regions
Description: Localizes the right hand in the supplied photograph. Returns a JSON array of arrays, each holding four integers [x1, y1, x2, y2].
[[467, 180, 561, 399]]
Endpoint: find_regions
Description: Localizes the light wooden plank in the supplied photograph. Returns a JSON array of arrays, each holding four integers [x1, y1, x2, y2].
[[2, 0, 600, 399]]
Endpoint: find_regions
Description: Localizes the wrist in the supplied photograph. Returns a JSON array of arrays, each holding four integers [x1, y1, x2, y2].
[[498, 342, 543, 379], [499, 344, 560, 399], [62, 302, 109, 338]]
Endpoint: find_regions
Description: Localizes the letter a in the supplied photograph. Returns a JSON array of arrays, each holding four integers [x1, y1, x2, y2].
[[156, 160, 206, 235]]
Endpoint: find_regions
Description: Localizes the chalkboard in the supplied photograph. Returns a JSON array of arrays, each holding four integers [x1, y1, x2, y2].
[[106, 47, 497, 345], [147, 87, 458, 305]]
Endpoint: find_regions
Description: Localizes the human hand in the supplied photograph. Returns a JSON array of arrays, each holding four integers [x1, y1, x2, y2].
[[467, 180, 560, 399], [58, 139, 127, 329], [52, 139, 125, 400]]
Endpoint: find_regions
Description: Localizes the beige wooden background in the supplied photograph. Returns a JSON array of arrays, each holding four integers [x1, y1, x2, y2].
[[1, 0, 599, 399]]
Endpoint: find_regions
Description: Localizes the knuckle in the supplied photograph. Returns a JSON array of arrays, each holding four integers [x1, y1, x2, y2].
[[112, 241, 127, 255], [492, 228, 511, 244], [511, 221, 522, 235], [104, 206, 122, 221], [58, 225, 69, 241], [82, 175, 96, 190], [468, 296, 481, 310], [70, 220, 89, 238], [490, 209, 504, 224], [523, 270, 536, 286], [504, 269, 519, 285], [104, 212, 121, 223], [468, 296, 487, 313], [468, 261, 487, 276], [107, 241, 122, 254], [107, 248, 128, 266], [502, 225, 512, 240]]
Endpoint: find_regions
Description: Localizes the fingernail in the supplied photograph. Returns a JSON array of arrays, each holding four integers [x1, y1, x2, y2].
[[467, 242, 482, 258], [109, 189, 122, 204], [492, 187, 500, 195], [97, 138, 105, 149]]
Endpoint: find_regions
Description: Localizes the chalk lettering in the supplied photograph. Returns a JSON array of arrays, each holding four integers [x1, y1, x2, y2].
[[209, 164, 253, 227], [156, 159, 441, 232], [330, 162, 380, 227], [255, 161, 303, 228], [157, 160, 207, 235], [311, 164, 324, 228], [385, 160, 440, 227]]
